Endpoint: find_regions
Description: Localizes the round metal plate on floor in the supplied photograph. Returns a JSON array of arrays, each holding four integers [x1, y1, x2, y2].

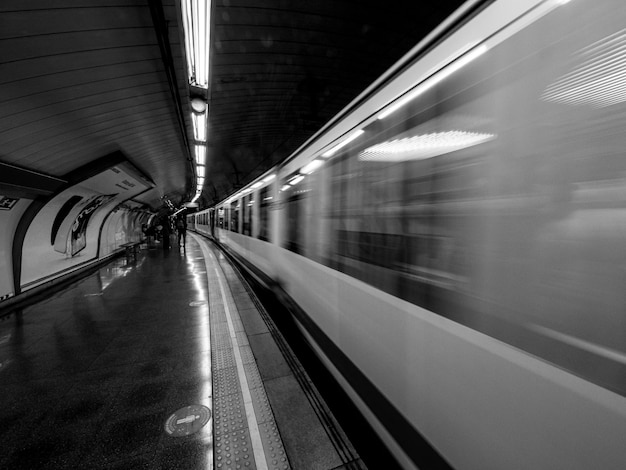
[[189, 300, 207, 306], [164, 405, 211, 437]]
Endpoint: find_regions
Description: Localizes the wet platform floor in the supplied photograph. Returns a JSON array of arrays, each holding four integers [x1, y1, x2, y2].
[[0, 233, 364, 470]]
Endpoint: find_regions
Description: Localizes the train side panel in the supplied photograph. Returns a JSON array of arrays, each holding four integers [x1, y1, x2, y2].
[[271, 249, 626, 469]]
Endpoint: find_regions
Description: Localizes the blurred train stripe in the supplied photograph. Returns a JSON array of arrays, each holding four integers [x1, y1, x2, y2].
[[530, 325, 626, 365]]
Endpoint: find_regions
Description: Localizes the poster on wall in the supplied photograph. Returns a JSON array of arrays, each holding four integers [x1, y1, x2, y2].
[[64, 194, 115, 256], [21, 161, 153, 289]]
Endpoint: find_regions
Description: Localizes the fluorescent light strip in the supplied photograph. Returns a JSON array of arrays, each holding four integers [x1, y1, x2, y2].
[[180, 0, 210, 88], [195, 145, 206, 165], [378, 44, 488, 120], [359, 130, 496, 162], [263, 174, 276, 183], [181, 0, 194, 84], [197, 165, 205, 178], [322, 129, 364, 158], [192, 112, 207, 141]]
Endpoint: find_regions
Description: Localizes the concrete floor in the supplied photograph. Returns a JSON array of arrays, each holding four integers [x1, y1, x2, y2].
[[0, 235, 363, 470]]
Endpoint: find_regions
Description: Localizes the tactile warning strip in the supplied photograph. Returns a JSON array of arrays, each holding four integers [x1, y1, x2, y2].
[[258, 421, 290, 470], [212, 348, 236, 370], [197, 235, 291, 470], [215, 428, 256, 470]]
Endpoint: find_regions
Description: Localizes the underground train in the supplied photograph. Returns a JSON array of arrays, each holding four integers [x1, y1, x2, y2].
[[189, 0, 626, 468]]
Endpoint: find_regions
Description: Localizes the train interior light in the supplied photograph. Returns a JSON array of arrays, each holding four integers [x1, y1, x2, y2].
[[359, 130, 496, 162], [263, 174, 276, 183], [301, 159, 324, 174], [288, 175, 305, 186], [542, 30, 626, 108]]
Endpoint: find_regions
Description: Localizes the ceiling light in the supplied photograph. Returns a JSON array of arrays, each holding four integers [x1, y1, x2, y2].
[[263, 174, 276, 183], [378, 44, 488, 120], [359, 130, 496, 162], [192, 112, 207, 141], [251, 182, 263, 189], [195, 145, 206, 165], [191, 96, 207, 114], [280, 185, 291, 191], [322, 129, 364, 158], [197, 165, 205, 177], [180, 0, 211, 88]]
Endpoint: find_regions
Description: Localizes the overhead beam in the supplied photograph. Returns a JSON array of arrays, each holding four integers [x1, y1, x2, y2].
[[0, 162, 66, 199]]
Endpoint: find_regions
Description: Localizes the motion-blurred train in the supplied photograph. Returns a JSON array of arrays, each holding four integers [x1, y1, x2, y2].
[[190, 0, 626, 468]]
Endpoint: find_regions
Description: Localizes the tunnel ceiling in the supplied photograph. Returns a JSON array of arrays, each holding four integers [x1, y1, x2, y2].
[[0, 0, 465, 210]]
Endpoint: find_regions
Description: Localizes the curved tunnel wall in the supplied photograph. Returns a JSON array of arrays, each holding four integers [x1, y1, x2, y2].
[[0, 155, 154, 304], [0, 198, 30, 301]]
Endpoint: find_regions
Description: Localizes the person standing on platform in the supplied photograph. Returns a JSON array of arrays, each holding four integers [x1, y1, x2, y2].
[[161, 218, 170, 250], [177, 217, 187, 248]]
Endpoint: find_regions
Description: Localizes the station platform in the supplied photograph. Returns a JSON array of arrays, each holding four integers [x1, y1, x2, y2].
[[0, 233, 366, 470]]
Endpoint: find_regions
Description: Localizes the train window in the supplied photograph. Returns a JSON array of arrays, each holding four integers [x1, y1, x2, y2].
[[258, 186, 270, 241], [247, 194, 254, 236], [242, 195, 252, 236], [217, 207, 224, 229], [223, 207, 229, 230], [281, 180, 305, 254], [230, 200, 239, 232]]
